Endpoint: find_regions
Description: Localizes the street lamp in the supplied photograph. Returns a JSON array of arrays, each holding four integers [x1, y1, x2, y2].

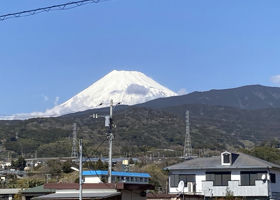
[[71, 140, 83, 200]]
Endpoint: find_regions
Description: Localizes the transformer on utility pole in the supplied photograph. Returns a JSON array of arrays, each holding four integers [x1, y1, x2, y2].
[[92, 100, 120, 184], [183, 110, 192, 159], [71, 123, 78, 158]]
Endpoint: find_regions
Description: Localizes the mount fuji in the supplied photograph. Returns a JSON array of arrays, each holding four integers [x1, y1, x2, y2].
[[1, 70, 177, 120]]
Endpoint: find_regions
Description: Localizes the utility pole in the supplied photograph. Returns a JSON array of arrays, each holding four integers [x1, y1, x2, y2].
[[108, 100, 114, 183], [79, 139, 83, 200], [92, 100, 119, 184], [183, 110, 192, 159]]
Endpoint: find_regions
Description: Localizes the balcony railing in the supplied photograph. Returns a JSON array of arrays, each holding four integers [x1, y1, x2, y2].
[[202, 180, 268, 197]]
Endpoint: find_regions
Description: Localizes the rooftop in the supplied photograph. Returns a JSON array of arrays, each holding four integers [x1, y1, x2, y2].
[[83, 170, 151, 178], [21, 185, 55, 194], [165, 152, 280, 170], [33, 192, 121, 200], [0, 188, 21, 195]]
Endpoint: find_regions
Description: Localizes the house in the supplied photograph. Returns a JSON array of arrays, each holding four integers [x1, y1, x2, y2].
[[33, 182, 154, 200], [83, 170, 151, 184], [165, 151, 280, 200], [33, 183, 122, 200], [33, 170, 153, 200]]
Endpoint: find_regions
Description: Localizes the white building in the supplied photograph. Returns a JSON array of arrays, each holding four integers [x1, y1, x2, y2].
[[166, 151, 280, 200]]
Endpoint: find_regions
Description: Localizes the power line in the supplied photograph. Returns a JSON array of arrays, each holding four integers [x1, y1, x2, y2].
[[83, 137, 109, 181], [0, 0, 108, 21]]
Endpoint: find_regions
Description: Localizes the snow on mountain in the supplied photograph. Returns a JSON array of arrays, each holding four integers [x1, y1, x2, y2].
[[1, 70, 177, 120]]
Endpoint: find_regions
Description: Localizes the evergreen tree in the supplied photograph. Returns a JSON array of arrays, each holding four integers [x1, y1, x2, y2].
[[11, 156, 26, 171]]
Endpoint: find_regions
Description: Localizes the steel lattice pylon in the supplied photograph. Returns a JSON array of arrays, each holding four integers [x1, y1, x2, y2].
[[71, 123, 78, 158], [183, 110, 192, 159]]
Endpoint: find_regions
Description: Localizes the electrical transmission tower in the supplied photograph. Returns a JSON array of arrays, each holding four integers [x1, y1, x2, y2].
[[183, 110, 192, 159], [71, 123, 78, 158]]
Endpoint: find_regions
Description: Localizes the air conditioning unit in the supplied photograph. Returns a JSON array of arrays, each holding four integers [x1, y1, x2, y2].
[[187, 182, 195, 193]]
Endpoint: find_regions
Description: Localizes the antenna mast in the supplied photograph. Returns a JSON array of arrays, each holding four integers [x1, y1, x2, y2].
[[71, 123, 78, 158], [183, 110, 192, 159]]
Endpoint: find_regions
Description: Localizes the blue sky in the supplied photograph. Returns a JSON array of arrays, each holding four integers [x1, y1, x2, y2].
[[1, 0, 280, 115]]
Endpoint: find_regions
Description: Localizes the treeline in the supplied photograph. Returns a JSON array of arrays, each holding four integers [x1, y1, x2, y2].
[[1, 105, 280, 158], [241, 140, 280, 165]]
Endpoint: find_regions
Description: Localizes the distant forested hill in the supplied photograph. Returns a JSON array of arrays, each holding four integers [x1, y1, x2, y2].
[[1, 104, 280, 158]]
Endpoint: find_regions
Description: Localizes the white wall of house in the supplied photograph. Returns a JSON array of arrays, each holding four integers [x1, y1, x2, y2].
[[84, 176, 102, 183], [169, 169, 273, 197], [195, 171, 206, 194], [231, 170, 240, 182], [169, 170, 204, 194]]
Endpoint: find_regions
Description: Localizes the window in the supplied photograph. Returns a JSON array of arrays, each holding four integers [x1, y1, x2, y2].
[[221, 152, 232, 165], [223, 154, 230, 163], [170, 174, 195, 187], [270, 173, 276, 183], [240, 171, 266, 186], [206, 172, 231, 186], [179, 174, 195, 184], [170, 175, 179, 187]]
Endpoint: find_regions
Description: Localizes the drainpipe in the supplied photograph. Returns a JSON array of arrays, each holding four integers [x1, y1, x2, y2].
[[266, 167, 271, 200]]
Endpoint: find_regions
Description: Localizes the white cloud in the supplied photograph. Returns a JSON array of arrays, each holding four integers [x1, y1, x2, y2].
[[54, 96, 60, 106], [177, 88, 187, 95], [126, 84, 149, 95], [41, 94, 49, 102], [270, 75, 280, 85]]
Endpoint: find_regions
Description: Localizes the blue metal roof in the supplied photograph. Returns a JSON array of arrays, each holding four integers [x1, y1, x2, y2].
[[83, 170, 151, 178]]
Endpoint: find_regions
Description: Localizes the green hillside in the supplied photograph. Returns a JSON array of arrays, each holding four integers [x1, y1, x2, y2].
[[1, 104, 280, 159]]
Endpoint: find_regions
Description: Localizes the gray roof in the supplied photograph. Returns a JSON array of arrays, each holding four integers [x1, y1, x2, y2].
[[166, 153, 280, 171], [32, 192, 121, 199], [0, 188, 21, 195], [21, 185, 55, 194]]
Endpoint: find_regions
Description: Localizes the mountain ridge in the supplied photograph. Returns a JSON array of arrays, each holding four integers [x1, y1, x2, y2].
[[139, 84, 280, 110]]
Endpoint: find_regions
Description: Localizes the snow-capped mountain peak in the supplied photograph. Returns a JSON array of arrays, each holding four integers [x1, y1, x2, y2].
[[46, 70, 177, 115], [1, 70, 177, 120]]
